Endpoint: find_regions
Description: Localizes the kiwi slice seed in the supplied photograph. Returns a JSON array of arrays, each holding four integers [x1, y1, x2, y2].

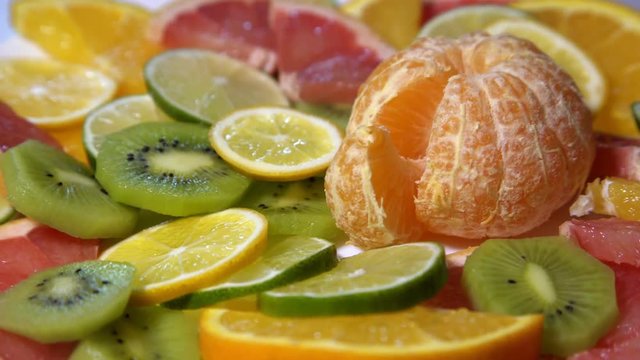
[[239, 177, 342, 240], [463, 236, 618, 357], [96, 122, 252, 216], [70, 306, 200, 360], [1, 140, 138, 239], [0, 260, 135, 343]]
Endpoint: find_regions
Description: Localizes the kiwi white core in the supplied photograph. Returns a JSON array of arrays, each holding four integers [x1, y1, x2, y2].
[[147, 151, 215, 175], [525, 262, 556, 304], [50, 276, 80, 298], [55, 169, 97, 188]]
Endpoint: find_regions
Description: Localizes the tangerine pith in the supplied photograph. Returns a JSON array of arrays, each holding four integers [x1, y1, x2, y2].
[[325, 33, 594, 248]]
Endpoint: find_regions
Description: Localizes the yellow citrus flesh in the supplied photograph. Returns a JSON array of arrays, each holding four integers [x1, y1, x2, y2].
[[200, 307, 543, 360], [99, 209, 268, 305], [12, 0, 162, 95], [341, 0, 422, 49], [485, 19, 606, 113], [570, 177, 640, 221], [513, 0, 640, 138], [0, 58, 116, 128], [210, 107, 343, 181]]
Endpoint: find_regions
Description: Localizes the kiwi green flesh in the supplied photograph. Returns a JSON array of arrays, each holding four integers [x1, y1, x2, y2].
[[1, 140, 138, 239], [293, 102, 351, 131], [70, 306, 200, 360], [95, 122, 251, 216], [0, 260, 135, 343], [462, 236, 618, 357], [238, 177, 341, 240]]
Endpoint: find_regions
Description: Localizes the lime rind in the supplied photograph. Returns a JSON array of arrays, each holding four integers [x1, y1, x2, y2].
[[258, 242, 448, 317], [83, 94, 172, 166], [144, 49, 288, 125], [418, 5, 530, 38], [164, 236, 337, 309], [633, 101, 640, 131]]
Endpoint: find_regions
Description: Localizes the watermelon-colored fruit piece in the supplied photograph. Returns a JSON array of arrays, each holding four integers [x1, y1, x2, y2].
[[589, 135, 640, 181], [569, 263, 640, 359], [27, 226, 99, 266], [154, 0, 277, 72], [0, 236, 53, 292], [560, 218, 640, 267], [423, 266, 471, 309], [271, 1, 394, 104], [0, 101, 60, 153], [0, 330, 75, 360], [420, 0, 513, 25]]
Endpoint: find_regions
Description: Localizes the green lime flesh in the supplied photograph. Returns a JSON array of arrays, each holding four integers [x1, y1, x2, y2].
[[144, 49, 288, 125], [70, 306, 200, 360], [0, 260, 135, 343], [164, 236, 337, 309], [83, 94, 172, 167], [1, 140, 138, 239], [462, 236, 618, 357], [259, 242, 447, 317], [632, 101, 640, 131]]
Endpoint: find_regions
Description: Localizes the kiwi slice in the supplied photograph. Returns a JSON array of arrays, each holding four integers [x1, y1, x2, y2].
[[238, 177, 342, 239], [462, 236, 618, 357], [70, 306, 200, 360], [293, 102, 351, 131], [1, 140, 138, 239], [95, 122, 251, 216], [0, 260, 135, 343]]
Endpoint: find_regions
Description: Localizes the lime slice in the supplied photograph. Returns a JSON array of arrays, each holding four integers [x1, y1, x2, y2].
[[485, 19, 606, 113], [258, 242, 447, 316], [633, 101, 640, 131], [83, 94, 172, 165], [164, 236, 338, 309], [144, 49, 288, 125], [0, 195, 15, 225], [418, 5, 530, 38]]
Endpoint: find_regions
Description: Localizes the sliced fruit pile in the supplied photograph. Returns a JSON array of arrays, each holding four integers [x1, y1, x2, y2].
[[1, 0, 640, 359]]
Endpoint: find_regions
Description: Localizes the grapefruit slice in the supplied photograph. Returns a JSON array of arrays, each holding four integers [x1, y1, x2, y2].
[[420, 0, 513, 25], [271, 1, 394, 104], [0, 101, 60, 152], [569, 264, 640, 360], [560, 218, 640, 267], [590, 135, 640, 181], [152, 0, 277, 73]]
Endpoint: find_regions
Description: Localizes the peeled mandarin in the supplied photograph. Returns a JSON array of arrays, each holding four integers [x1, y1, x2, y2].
[[325, 33, 593, 247]]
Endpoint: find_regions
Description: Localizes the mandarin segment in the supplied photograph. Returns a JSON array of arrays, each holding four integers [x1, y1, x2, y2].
[[326, 33, 593, 247]]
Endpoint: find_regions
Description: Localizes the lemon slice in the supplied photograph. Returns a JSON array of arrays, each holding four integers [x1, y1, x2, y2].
[[210, 107, 343, 181], [418, 5, 530, 38], [199, 307, 544, 360], [485, 19, 606, 113], [99, 208, 268, 305], [0, 59, 116, 128], [340, 0, 421, 49], [144, 49, 288, 125], [83, 94, 172, 165], [513, 0, 640, 138]]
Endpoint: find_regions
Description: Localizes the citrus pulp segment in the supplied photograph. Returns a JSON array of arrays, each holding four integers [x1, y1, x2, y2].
[[570, 177, 640, 221], [199, 307, 543, 360], [144, 49, 288, 125], [485, 19, 605, 113], [83, 94, 172, 165], [418, 5, 530, 38], [259, 242, 447, 316], [513, 0, 640, 138], [164, 235, 337, 309], [340, 0, 422, 49], [11, 0, 161, 94], [99, 208, 268, 305], [0, 59, 116, 128], [210, 107, 343, 181]]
